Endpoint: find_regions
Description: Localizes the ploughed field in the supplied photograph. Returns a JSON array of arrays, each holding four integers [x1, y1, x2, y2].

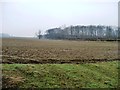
[[2, 38, 119, 64]]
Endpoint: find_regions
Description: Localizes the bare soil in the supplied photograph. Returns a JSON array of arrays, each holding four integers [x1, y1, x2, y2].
[[2, 38, 119, 64]]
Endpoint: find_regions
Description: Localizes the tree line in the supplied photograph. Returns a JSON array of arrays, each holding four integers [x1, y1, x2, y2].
[[37, 25, 119, 41]]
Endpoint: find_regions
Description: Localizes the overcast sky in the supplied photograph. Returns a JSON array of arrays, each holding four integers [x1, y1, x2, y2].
[[0, 0, 119, 37]]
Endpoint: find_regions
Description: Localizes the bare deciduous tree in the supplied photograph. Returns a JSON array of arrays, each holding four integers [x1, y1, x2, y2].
[[36, 30, 42, 39], [45, 25, 118, 41]]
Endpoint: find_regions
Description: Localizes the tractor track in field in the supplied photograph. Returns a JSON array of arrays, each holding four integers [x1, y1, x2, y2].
[[2, 55, 119, 64]]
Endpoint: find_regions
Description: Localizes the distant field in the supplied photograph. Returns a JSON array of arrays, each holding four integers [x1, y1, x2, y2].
[[2, 38, 119, 64], [2, 61, 119, 88]]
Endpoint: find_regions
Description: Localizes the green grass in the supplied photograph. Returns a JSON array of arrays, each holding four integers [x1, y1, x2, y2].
[[2, 61, 119, 88]]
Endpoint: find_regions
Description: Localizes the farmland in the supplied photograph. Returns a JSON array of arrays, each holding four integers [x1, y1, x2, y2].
[[2, 38, 118, 64], [1, 38, 119, 88]]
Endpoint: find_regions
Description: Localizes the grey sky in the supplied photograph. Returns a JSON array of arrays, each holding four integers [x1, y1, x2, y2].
[[1, 0, 119, 37]]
